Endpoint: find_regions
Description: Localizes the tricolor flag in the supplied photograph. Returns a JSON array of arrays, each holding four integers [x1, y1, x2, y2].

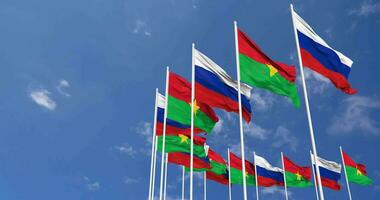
[[229, 152, 256, 185], [311, 153, 342, 190], [237, 28, 301, 107], [168, 152, 211, 171], [157, 134, 207, 158], [342, 150, 372, 186], [194, 49, 252, 122], [283, 155, 312, 187], [155, 92, 203, 136], [207, 149, 228, 175], [167, 72, 219, 134], [292, 10, 357, 94], [254, 154, 284, 187]]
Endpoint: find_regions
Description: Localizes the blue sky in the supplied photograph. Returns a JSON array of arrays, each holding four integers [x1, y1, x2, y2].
[[0, 0, 379, 199]]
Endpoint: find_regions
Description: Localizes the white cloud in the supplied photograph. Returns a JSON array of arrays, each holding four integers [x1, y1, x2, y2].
[[213, 119, 223, 134], [124, 176, 141, 184], [271, 126, 298, 152], [302, 68, 331, 94], [29, 89, 57, 111], [83, 176, 100, 191], [261, 186, 292, 198], [251, 91, 275, 111], [132, 20, 151, 36], [56, 79, 71, 97], [114, 143, 137, 157], [328, 96, 380, 135], [349, 1, 380, 16], [136, 122, 153, 143], [244, 123, 269, 140]]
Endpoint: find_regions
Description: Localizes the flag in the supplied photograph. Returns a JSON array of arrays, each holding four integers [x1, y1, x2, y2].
[[206, 171, 229, 185], [155, 92, 203, 136], [168, 152, 211, 171], [342, 150, 372, 185], [254, 154, 284, 187], [292, 10, 357, 94], [237, 28, 300, 107], [283, 155, 312, 187], [207, 149, 228, 175], [311, 154, 342, 190], [229, 152, 255, 185], [157, 134, 207, 157], [194, 49, 252, 122], [168, 72, 219, 133]]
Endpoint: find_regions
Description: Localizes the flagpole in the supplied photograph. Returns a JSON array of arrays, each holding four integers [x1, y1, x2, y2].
[[228, 148, 232, 200], [152, 136, 158, 200], [164, 153, 168, 200], [340, 146, 353, 200], [159, 67, 170, 200], [310, 151, 320, 200], [204, 171, 207, 200], [190, 42, 196, 200], [233, 20, 248, 200], [148, 89, 159, 200], [182, 166, 185, 200], [290, 4, 324, 200], [281, 152, 289, 200], [253, 152, 259, 200]]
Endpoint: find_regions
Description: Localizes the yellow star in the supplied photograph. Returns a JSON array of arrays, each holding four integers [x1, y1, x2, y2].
[[356, 167, 363, 176], [178, 134, 189, 144], [267, 64, 278, 77], [295, 171, 302, 181], [245, 171, 249, 178], [189, 99, 200, 114]]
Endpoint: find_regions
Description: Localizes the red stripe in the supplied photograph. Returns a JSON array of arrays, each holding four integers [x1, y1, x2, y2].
[[258, 176, 284, 187], [229, 152, 255, 175], [208, 149, 226, 165], [237, 29, 297, 82], [300, 48, 357, 94], [283, 156, 311, 180], [168, 152, 211, 169], [196, 82, 251, 122], [155, 122, 203, 136], [342, 151, 368, 175], [206, 171, 229, 185], [320, 177, 341, 190]]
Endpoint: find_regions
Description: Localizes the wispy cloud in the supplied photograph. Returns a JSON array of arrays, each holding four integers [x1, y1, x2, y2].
[[251, 91, 275, 111], [132, 20, 151, 36], [29, 89, 57, 111], [113, 143, 137, 157], [272, 126, 299, 152], [83, 176, 100, 191], [261, 186, 292, 198], [244, 123, 269, 140], [136, 122, 153, 143], [56, 79, 71, 97], [349, 1, 380, 16], [124, 176, 141, 184], [328, 96, 380, 135], [301, 68, 331, 94], [213, 119, 224, 134]]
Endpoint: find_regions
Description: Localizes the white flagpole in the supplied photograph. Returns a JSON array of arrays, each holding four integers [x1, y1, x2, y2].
[[159, 67, 170, 200], [253, 152, 259, 200], [163, 153, 168, 200], [233, 20, 248, 200], [152, 136, 158, 200], [340, 146, 353, 200], [228, 148, 232, 200], [182, 166, 185, 200], [204, 172, 207, 200], [310, 151, 320, 200], [190, 43, 195, 200], [148, 89, 159, 200], [281, 152, 289, 200], [290, 4, 324, 200]]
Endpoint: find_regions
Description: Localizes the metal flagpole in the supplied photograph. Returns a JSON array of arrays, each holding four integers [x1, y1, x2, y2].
[[233, 20, 248, 200], [204, 172, 207, 200], [340, 146, 353, 200], [190, 43, 196, 200], [310, 151, 320, 200], [290, 4, 325, 200], [148, 89, 159, 200], [159, 67, 170, 200], [281, 152, 289, 200], [164, 153, 168, 200], [152, 136, 158, 200], [228, 148, 232, 200], [253, 152, 259, 200], [182, 166, 185, 200]]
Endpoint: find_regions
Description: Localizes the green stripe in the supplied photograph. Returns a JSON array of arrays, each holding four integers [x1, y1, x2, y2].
[[230, 167, 256, 185], [185, 167, 209, 172], [285, 171, 312, 188], [346, 166, 373, 186], [156, 136, 206, 157], [239, 54, 300, 107], [209, 161, 227, 175], [167, 95, 216, 133]]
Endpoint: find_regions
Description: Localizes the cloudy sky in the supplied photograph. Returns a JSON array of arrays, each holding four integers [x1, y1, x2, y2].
[[0, 0, 379, 199]]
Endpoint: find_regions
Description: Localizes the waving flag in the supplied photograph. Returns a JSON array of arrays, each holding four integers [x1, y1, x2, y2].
[[194, 49, 252, 122], [254, 154, 284, 187], [292, 10, 357, 94], [168, 72, 219, 134], [157, 134, 207, 157], [311, 154, 342, 190], [283, 155, 312, 187], [207, 149, 228, 175], [237, 28, 300, 107], [156, 92, 203, 136], [342, 150, 372, 185], [168, 152, 211, 171], [206, 171, 229, 185], [229, 152, 256, 185]]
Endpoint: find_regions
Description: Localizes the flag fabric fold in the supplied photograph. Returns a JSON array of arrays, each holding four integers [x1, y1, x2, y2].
[[168, 152, 211, 171], [207, 149, 228, 175], [283, 155, 312, 187], [311, 154, 342, 190], [229, 152, 256, 185], [342, 150, 372, 186], [254, 154, 284, 187], [206, 171, 229, 185]]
